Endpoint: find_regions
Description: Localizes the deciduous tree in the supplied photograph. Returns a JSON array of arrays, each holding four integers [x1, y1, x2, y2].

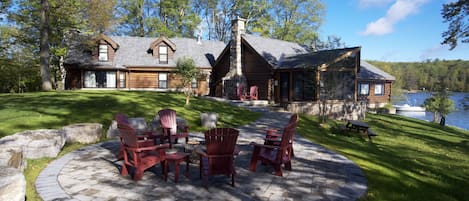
[[175, 57, 200, 105]]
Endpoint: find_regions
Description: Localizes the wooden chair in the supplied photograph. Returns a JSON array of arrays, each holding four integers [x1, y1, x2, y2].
[[118, 122, 169, 181], [264, 113, 298, 156], [249, 122, 297, 176], [158, 109, 189, 149], [115, 113, 156, 160], [245, 86, 258, 100], [196, 128, 239, 188]]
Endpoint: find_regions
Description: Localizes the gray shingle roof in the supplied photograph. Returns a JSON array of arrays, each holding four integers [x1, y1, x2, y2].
[[64, 35, 226, 69], [242, 34, 310, 67], [277, 47, 361, 69], [358, 60, 395, 81]]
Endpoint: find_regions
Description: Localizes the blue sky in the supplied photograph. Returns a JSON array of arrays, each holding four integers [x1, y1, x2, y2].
[[320, 0, 468, 62]]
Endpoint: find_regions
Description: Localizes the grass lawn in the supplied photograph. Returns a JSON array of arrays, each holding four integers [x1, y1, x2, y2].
[[298, 113, 469, 201], [0, 90, 261, 201], [2, 91, 468, 201]]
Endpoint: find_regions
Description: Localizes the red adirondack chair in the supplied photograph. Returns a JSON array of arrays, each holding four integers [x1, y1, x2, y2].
[[158, 109, 189, 149], [264, 113, 298, 156], [196, 128, 239, 188], [118, 122, 169, 181], [249, 122, 297, 176], [245, 85, 259, 100], [115, 113, 156, 160]]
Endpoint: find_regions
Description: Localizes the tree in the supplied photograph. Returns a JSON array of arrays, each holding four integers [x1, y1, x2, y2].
[[39, 0, 52, 91], [175, 57, 200, 105], [441, 0, 469, 50], [423, 87, 455, 124]]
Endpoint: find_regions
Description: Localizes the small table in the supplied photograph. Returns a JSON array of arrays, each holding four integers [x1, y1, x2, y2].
[[346, 120, 374, 141], [165, 152, 190, 183]]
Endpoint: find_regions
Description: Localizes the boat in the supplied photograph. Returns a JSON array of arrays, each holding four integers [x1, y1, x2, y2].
[[393, 104, 426, 112]]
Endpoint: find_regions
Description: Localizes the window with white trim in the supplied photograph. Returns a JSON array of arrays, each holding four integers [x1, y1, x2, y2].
[[359, 83, 369, 96], [374, 83, 384, 96], [158, 73, 167, 89], [98, 44, 108, 61], [191, 78, 197, 88], [159, 45, 168, 64], [119, 73, 125, 88]]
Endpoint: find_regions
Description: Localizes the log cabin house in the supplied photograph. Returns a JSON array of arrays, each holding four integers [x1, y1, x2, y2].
[[358, 60, 395, 108], [211, 18, 369, 119], [64, 31, 225, 95]]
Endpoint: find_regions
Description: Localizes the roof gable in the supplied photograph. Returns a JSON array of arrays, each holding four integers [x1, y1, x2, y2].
[[95, 34, 119, 50], [150, 36, 176, 51]]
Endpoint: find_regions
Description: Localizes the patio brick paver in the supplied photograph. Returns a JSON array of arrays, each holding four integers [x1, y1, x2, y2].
[[36, 102, 367, 201]]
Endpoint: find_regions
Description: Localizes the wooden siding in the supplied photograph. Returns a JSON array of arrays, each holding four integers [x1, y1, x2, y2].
[[129, 72, 157, 88], [242, 43, 272, 100], [359, 81, 392, 105], [92, 40, 116, 62], [211, 49, 230, 97]]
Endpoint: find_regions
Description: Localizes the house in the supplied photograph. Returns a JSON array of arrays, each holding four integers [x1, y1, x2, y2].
[[64, 32, 225, 95], [358, 60, 395, 108], [211, 18, 365, 119]]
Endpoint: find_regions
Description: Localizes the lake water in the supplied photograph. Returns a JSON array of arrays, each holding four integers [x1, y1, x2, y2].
[[393, 92, 469, 130]]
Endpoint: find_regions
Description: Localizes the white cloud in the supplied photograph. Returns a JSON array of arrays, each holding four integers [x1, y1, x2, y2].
[[358, 0, 393, 8], [361, 0, 429, 36]]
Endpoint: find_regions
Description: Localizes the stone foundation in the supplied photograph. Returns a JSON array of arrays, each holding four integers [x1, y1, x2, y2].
[[286, 100, 367, 120]]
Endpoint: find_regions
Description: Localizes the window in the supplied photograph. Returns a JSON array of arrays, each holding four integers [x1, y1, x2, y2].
[[119, 73, 125, 88], [84, 71, 96, 87], [374, 83, 384, 96], [159, 45, 168, 64], [320, 71, 354, 100], [98, 44, 108, 61], [158, 73, 167, 88], [191, 78, 197, 88], [359, 83, 369, 96], [292, 71, 315, 101], [84, 71, 117, 88]]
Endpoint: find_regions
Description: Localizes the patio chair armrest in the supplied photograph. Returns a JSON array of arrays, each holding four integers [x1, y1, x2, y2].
[[250, 142, 278, 149], [263, 138, 281, 143], [154, 143, 170, 150], [195, 147, 208, 157]]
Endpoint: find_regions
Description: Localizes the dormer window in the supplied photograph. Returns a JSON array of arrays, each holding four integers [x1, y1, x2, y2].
[[99, 44, 108, 61], [159, 45, 168, 64]]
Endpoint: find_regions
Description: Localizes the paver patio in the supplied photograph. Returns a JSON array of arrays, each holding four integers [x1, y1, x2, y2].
[[36, 106, 367, 201]]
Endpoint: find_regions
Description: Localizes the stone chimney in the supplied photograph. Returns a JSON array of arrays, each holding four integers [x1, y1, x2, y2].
[[223, 17, 247, 99]]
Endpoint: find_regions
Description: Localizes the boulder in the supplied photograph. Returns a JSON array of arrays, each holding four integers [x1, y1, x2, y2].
[[107, 117, 149, 139], [62, 123, 102, 144], [0, 129, 66, 159], [200, 112, 218, 129], [106, 120, 119, 139], [0, 166, 26, 201], [0, 146, 25, 170]]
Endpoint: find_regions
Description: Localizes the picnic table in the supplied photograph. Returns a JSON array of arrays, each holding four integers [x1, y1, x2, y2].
[[345, 120, 377, 141]]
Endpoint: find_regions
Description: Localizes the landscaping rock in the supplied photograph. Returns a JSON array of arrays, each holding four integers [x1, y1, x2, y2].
[[106, 120, 119, 139], [107, 117, 149, 138], [200, 112, 218, 129], [0, 166, 26, 201], [0, 129, 66, 159], [62, 123, 102, 144], [0, 146, 25, 170]]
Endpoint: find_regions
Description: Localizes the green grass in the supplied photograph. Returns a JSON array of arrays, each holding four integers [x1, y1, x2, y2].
[[298, 113, 469, 201], [0, 90, 261, 201]]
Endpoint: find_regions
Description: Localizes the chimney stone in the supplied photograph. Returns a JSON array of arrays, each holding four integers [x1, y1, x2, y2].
[[222, 17, 247, 99]]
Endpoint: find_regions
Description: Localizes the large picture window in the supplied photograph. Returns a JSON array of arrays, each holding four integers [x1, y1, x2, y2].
[[98, 44, 108, 61], [119, 73, 125, 88], [292, 71, 315, 101], [359, 83, 370, 96], [159, 45, 168, 64], [84, 71, 116, 88], [374, 83, 384, 96], [158, 73, 167, 89], [320, 71, 354, 100]]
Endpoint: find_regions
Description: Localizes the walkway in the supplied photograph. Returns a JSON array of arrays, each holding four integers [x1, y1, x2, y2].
[[36, 103, 367, 201]]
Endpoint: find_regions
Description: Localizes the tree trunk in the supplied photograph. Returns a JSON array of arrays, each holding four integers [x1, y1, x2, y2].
[[40, 0, 53, 91], [185, 95, 190, 105], [432, 112, 438, 123]]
